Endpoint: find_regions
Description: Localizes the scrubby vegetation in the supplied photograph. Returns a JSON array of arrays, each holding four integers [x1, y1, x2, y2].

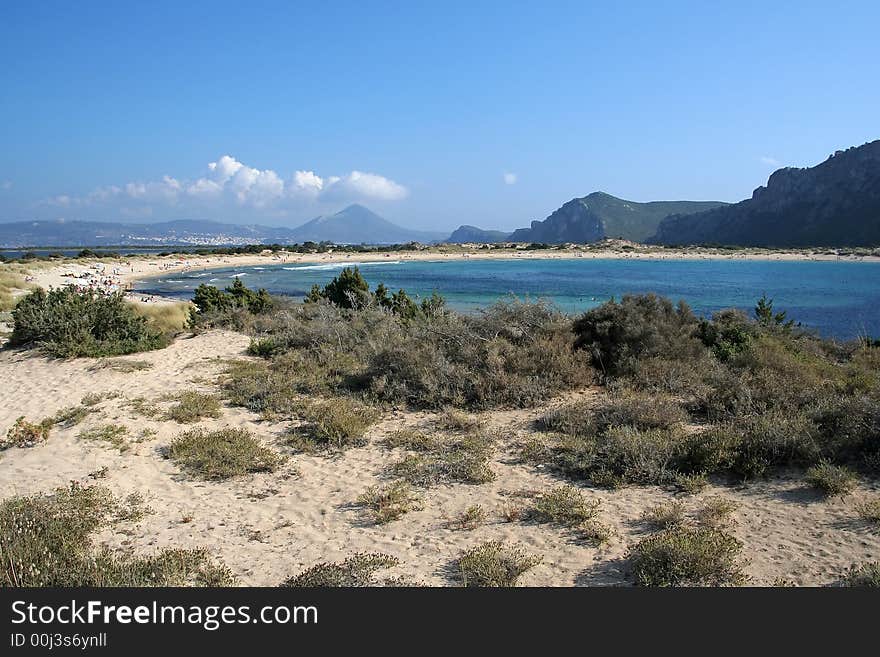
[[456, 541, 542, 587], [628, 525, 746, 587], [841, 562, 880, 587], [166, 428, 285, 480], [522, 294, 880, 488], [355, 481, 422, 524], [641, 500, 686, 529], [164, 391, 223, 424], [527, 485, 601, 528], [288, 398, 378, 452], [805, 461, 858, 497], [9, 286, 169, 357], [0, 483, 234, 586], [191, 278, 273, 326], [389, 431, 496, 487], [2, 416, 53, 449], [444, 504, 487, 531], [221, 272, 593, 412], [78, 424, 129, 450], [283, 553, 400, 587]]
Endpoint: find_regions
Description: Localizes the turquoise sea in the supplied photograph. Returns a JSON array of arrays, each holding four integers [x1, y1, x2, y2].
[[134, 258, 880, 340]]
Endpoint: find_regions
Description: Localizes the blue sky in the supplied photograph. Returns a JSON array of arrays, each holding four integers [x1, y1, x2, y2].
[[1, 1, 878, 231]]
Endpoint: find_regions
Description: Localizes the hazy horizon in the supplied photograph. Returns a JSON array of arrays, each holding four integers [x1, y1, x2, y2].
[[1, 2, 879, 232]]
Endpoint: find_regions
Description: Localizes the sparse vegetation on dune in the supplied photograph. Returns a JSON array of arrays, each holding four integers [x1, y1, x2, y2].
[[628, 524, 746, 587], [389, 431, 496, 487], [355, 481, 422, 525], [1, 416, 52, 449], [166, 427, 285, 480], [163, 390, 223, 424], [130, 301, 191, 335], [456, 541, 542, 587], [282, 553, 400, 587], [287, 398, 378, 452], [0, 483, 234, 586], [840, 562, 880, 587]]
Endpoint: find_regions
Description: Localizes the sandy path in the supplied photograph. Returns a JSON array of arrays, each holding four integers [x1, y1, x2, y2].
[[1, 330, 878, 586]]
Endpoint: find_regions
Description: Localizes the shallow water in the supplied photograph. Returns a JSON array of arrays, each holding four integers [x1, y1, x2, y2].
[[134, 257, 880, 339]]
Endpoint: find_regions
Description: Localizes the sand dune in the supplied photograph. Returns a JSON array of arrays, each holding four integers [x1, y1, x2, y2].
[[1, 329, 877, 586]]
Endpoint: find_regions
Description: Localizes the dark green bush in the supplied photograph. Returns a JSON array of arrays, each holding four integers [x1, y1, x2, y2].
[[572, 294, 703, 378], [10, 286, 168, 357]]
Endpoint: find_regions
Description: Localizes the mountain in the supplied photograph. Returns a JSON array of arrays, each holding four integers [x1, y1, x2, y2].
[[651, 140, 880, 247], [0, 205, 442, 247], [287, 204, 445, 244], [446, 225, 511, 243], [508, 192, 727, 243]]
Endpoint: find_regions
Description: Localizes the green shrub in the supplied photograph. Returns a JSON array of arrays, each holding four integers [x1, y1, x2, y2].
[[641, 500, 686, 529], [572, 294, 704, 378], [456, 541, 542, 587], [288, 398, 378, 452], [305, 267, 371, 309], [629, 525, 746, 586], [191, 278, 273, 321], [166, 428, 285, 480], [527, 485, 601, 527], [164, 391, 223, 424], [390, 432, 495, 487], [10, 286, 168, 357], [355, 481, 422, 524], [2, 416, 52, 449], [805, 461, 858, 497], [0, 483, 234, 586], [283, 553, 399, 587]]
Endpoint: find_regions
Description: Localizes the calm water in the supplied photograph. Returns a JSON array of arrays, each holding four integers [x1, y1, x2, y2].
[[134, 258, 880, 339]]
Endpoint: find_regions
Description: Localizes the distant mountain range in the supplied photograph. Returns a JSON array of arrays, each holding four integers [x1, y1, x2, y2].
[[0, 204, 445, 248], [446, 193, 726, 244], [650, 140, 880, 247]]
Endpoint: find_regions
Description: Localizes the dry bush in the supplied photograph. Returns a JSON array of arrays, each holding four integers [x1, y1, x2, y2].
[[0, 483, 234, 586], [641, 500, 686, 529], [355, 481, 422, 524], [444, 504, 487, 531], [164, 391, 223, 424], [456, 541, 542, 587], [841, 562, 880, 587], [166, 427, 285, 480], [628, 525, 746, 587], [288, 398, 378, 452], [527, 485, 601, 527], [697, 496, 738, 528], [283, 553, 400, 587], [805, 461, 858, 497], [390, 432, 495, 487], [78, 424, 129, 450]]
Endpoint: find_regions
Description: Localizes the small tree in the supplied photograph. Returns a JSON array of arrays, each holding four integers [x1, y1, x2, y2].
[[754, 294, 794, 330]]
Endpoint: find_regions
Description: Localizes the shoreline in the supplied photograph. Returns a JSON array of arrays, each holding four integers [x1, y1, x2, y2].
[[18, 245, 880, 305]]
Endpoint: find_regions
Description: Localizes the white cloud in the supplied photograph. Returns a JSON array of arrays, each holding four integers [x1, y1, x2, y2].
[[760, 156, 780, 167], [503, 172, 518, 185], [42, 155, 408, 217]]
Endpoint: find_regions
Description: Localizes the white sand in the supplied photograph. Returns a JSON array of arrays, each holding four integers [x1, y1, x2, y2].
[[1, 329, 877, 586]]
